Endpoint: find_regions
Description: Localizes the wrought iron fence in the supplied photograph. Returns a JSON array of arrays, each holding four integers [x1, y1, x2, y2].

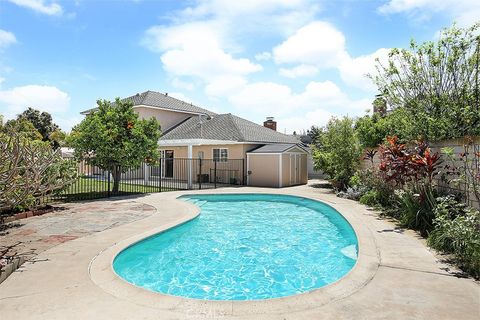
[[52, 158, 245, 202]]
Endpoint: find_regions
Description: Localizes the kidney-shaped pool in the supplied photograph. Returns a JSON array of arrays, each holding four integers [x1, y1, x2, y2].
[[113, 194, 358, 300]]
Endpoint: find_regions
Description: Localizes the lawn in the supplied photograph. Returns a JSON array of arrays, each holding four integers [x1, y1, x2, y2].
[[56, 177, 170, 201]]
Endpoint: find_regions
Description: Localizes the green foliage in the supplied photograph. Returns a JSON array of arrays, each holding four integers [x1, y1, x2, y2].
[[369, 23, 480, 141], [394, 184, 437, 236], [428, 196, 480, 278], [306, 125, 322, 147], [18, 107, 59, 140], [3, 118, 43, 141], [359, 190, 380, 207], [68, 98, 161, 193], [14, 107, 66, 149], [312, 117, 361, 190]]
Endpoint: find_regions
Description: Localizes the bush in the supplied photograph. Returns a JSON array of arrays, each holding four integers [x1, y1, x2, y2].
[[0, 132, 77, 214], [359, 190, 380, 206], [428, 196, 480, 278], [394, 184, 437, 236], [313, 117, 361, 190]]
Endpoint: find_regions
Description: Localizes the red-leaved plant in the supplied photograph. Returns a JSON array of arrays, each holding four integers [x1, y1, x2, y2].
[[379, 136, 442, 187]]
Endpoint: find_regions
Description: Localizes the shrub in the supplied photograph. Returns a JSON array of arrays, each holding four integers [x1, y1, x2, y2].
[[394, 185, 437, 236], [428, 196, 480, 278], [0, 132, 77, 214], [313, 117, 361, 190], [359, 190, 380, 207]]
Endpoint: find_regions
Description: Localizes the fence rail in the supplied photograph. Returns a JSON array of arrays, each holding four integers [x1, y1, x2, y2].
[[51, 158, 245, 202]]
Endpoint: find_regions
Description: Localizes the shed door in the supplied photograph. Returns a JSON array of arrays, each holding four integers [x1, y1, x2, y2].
[[289, 154, 302, 185]]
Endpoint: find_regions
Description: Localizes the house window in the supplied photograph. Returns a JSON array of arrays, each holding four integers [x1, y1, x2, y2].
[[213, 148, 228, 162]]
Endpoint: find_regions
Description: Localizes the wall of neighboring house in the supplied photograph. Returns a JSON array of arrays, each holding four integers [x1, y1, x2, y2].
[[134, 106, 193, 132]]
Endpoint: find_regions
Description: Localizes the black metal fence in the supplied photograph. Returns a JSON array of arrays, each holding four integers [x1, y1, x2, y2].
[[52, 158, 245, 202]]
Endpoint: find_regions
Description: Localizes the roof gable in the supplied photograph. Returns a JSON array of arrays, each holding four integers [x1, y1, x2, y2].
[[81, 90, 216, 117]]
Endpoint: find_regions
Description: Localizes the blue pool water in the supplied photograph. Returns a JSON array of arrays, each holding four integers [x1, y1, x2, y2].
[[113, 194, 358, 300]]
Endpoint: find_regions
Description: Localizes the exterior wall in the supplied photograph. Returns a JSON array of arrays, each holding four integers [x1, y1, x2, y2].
[[247, 154, 280, 187], [134, 106, 193, 132], [158, 144, 260, 184]]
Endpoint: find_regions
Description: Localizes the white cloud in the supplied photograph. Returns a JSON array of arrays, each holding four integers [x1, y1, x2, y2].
[[0, 29, 17, 49], [229, 80, 371, 133], [205, 75, 247, 97], [279, 64, 318, 78], [143, 22, 261, 82], [378, 0, 480, 26], [229, 80, 369, 116], [7, 0, 63, 16], [339, 48, 391, 91], [273, 21, 348, 68], [0, 85, 71, 129], [276, 108, 334, 134], [177, 0, 321, 36]]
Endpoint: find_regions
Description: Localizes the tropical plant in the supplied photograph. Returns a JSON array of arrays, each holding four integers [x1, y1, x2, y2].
[[0, 131, 77, 213], [312, 117, 361, 190], [68, 98, 161, 193]]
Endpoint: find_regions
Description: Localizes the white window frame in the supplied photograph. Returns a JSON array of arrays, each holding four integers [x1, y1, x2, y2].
[[212, 148, 228, 162]]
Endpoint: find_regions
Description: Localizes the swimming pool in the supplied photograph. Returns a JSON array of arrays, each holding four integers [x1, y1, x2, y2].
[[113, 194, 358, 300]]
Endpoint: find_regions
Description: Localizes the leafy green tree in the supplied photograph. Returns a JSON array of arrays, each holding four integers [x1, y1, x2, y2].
[[68, 98, 161, 193], [313, 117, 361, 189], [18, 107, 60, 142], [370, 23, 480, 141], [306, 125, 322, 147], [3, 118, 43, 141]]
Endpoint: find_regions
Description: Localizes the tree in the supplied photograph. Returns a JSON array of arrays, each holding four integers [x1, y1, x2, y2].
[[17, 107, 63, 149], [68, 98, 161, 193], [313, 117, 361, 189], [306, 125, 322, 147], [0, 131, 77, 212], [3, 118, 43, 141], [370, 23, 480, 141]]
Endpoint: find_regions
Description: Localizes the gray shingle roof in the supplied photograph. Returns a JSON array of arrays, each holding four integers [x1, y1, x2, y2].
[[81, 90, 216, 117], [161, 113, 300, 144], [248, 144, 306, 153]]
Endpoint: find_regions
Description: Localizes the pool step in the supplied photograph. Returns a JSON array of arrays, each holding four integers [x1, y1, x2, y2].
[[340, 245, 357, 260]]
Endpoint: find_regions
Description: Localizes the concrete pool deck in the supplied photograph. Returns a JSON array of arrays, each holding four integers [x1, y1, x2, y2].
[[0, 182, 479, 319]]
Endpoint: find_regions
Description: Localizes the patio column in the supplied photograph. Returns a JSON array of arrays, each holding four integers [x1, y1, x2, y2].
[[187, 144, 193, 189]]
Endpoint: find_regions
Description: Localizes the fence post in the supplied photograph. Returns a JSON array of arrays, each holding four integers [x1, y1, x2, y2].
[[107, 169, 111, 197], [159, 157, 162, 192], [199, 158, 202, 190], [214, 160, 217, 189], [242, 158, 245, 185]]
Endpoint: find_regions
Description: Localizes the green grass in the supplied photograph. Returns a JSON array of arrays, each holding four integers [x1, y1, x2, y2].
[[56, 177, 172, 201]]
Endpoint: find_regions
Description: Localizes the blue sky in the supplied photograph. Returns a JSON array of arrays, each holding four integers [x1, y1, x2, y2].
[[0, 0, 478, 133]]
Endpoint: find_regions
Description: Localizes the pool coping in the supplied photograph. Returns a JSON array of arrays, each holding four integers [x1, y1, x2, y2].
[[88, 189, 380, 317]]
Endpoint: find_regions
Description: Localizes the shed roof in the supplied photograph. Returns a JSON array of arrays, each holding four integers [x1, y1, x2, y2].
[[248, 143, 308, 153]]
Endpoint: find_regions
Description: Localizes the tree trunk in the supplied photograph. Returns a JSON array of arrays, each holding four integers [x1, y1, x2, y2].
[[112, 165, 121, 194]]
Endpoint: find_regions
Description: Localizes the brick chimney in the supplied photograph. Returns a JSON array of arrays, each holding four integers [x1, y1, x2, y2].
[[263, 117, 277, 131]]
